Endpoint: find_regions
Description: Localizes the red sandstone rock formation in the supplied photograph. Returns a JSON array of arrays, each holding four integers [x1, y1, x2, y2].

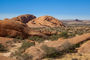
[[0, 20, 30, 38], [27, 16, 65, 27], [10, 14, 36, 24]]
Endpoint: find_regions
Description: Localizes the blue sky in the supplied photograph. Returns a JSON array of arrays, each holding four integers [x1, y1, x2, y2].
[[0, 0, 90, 20]]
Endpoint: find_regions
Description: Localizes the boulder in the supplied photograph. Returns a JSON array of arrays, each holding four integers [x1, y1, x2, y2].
[[0, 20, 46, 38], [0, 20, 30, 38], [10, 14, 36, 23], [27, 16, 65, 27]]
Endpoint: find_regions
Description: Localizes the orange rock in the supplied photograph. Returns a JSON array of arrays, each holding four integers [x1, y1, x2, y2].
[[27, 16, 65, 27], [0, 20, 46, 38], [10, 14, 36, 23], [0, 20, 30, 38], [78, 40, 90, 53]]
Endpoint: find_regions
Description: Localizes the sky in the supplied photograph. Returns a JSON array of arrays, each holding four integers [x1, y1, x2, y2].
[[0, 0, 90, 20]]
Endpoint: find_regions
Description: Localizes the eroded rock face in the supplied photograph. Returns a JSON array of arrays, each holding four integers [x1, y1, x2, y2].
[[25, 40, 64, 60], [0, 20, 47, 38], [25, 33, 90, 60], [0, 20, 30, 38], [27, 16, 65, 27], [78, 40, 90, 53], [10, 14, 36, 24]]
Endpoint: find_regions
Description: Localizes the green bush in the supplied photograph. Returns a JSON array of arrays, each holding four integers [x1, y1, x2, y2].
[[60, 31, 69, 38], [41, 45, 59, 58], [11, 51, 33, 60], [0, 43, 7, 52], [11, 41, 34, 60], [48, 31, 69, 41], [48, 34, 60, 41], [20, 53, 33, 60], [19, 41, 35, 52], [69, 33, 76, 38], [28, 36, 44, 43]]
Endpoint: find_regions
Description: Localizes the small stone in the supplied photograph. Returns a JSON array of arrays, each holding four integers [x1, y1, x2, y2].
[[78, 53, 82, 56]]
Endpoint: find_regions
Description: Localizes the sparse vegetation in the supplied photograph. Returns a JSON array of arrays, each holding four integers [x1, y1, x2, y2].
[[19, 41, 35, 52], [31, 24, 90, 38], [28, 36, 45, 43], [15, 36, 24, 40], [41, 45, 57, 55], [0, 19, 90, 60], [41, 45, 60, 58], [0, 43, 7, 52], [47, 31, 69, 41], [13, 38, 21, 43], [60, 31, 69, 38], [48, 34, 60, 40], [11, 51, 33, 60], [10, 41, 34, 60]]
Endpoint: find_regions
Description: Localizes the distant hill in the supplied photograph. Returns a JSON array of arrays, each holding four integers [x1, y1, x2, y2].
[[61, 20, 90, 25]]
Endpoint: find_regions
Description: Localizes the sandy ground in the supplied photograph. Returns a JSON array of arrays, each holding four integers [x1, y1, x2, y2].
[[0, 43, 22, 57], [0, 55, 16, 60]]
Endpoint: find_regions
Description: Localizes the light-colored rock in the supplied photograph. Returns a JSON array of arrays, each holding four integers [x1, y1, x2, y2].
[[25, 33, 90, 60], [0, 55, 16, 60], [78, 40, 90, 53]]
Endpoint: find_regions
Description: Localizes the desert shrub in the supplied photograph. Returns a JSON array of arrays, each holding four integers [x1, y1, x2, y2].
[[11, 51, 22, 57], [66, 43, 80, 53], [68, 33, 76, 38], [60, 31, 69, 38], [13, 39, 20, 43], [41, 45, 57, 55], [6, 40, 12, 44], [6, 35, 24, 40], [20, 53, 33, 60], [15, 36, 24, 40], [19, 41, 35, 52], [12, 38, 24, 43], [66, 39, 90, 53], [11, 51, 33, 60], [28, 36, 44, 43], [0, 43, 7, 52], [41, 45, 59, 58], [11, 41, 34, 60], [48, 34, 60, 41], [48, 31, 69, 41], [77, 31, 83, 35]]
